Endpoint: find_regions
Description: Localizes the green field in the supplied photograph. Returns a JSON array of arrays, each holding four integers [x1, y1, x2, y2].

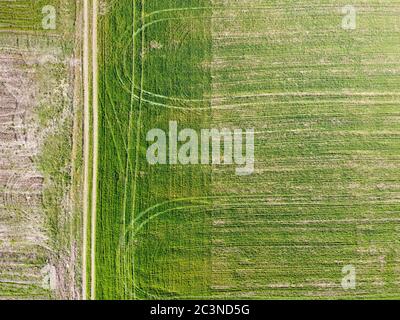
[[0, 0, 60, 31], [95, 0, 400, 299]]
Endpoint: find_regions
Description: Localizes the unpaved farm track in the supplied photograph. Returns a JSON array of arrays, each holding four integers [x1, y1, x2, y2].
[[90, 0, 99, 301], [82, 0, 99, 300], [81, 0, 89, 300]]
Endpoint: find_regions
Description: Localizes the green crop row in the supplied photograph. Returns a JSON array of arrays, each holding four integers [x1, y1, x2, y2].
[[96, 0, 213, 299]]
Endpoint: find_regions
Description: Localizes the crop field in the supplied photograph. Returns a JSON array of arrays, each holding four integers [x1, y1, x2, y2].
[[0, 0, 60, 31], [95, 0, 212, 299], [0, 0, 79, 299], [92, 0, 400, 300]]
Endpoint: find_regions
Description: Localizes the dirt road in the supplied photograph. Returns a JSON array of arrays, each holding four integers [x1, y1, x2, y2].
[[82, 0, 99, 301], [90, 0, 99, 301], [82, 0, 89, 300]]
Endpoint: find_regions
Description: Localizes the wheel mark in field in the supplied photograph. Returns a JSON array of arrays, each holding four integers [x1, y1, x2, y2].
[[129, 0, 147, 300], [126, 200, 400, 298], [116, 14, 314, 109], [143, 5, 330, 19], [120, 0, 137, 298], [104, 113, 124, 171], [104, 96, 127, 156], [123, 194, 273, 242], [103, 48, 129, 154], [117, 17, 205, 106], [117, 199, 212, 257], [133, 205, 209, 235], [116, 13, 214, 105], [111, 10, 400, 110], [145, 6, 212, 18], [123, 200, 280, 299], [123, 205, 211, 300], [124, 194, 284, 239], [104, 1, 211, 19], [110, 76, 400, 110], [105, 86, 129, 151], [129, 200, 274, 237], [124, 192, 387, 241], [130, 205, 213, 300], [132, 198, 212, 224], [104, 1, 290, 20]]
